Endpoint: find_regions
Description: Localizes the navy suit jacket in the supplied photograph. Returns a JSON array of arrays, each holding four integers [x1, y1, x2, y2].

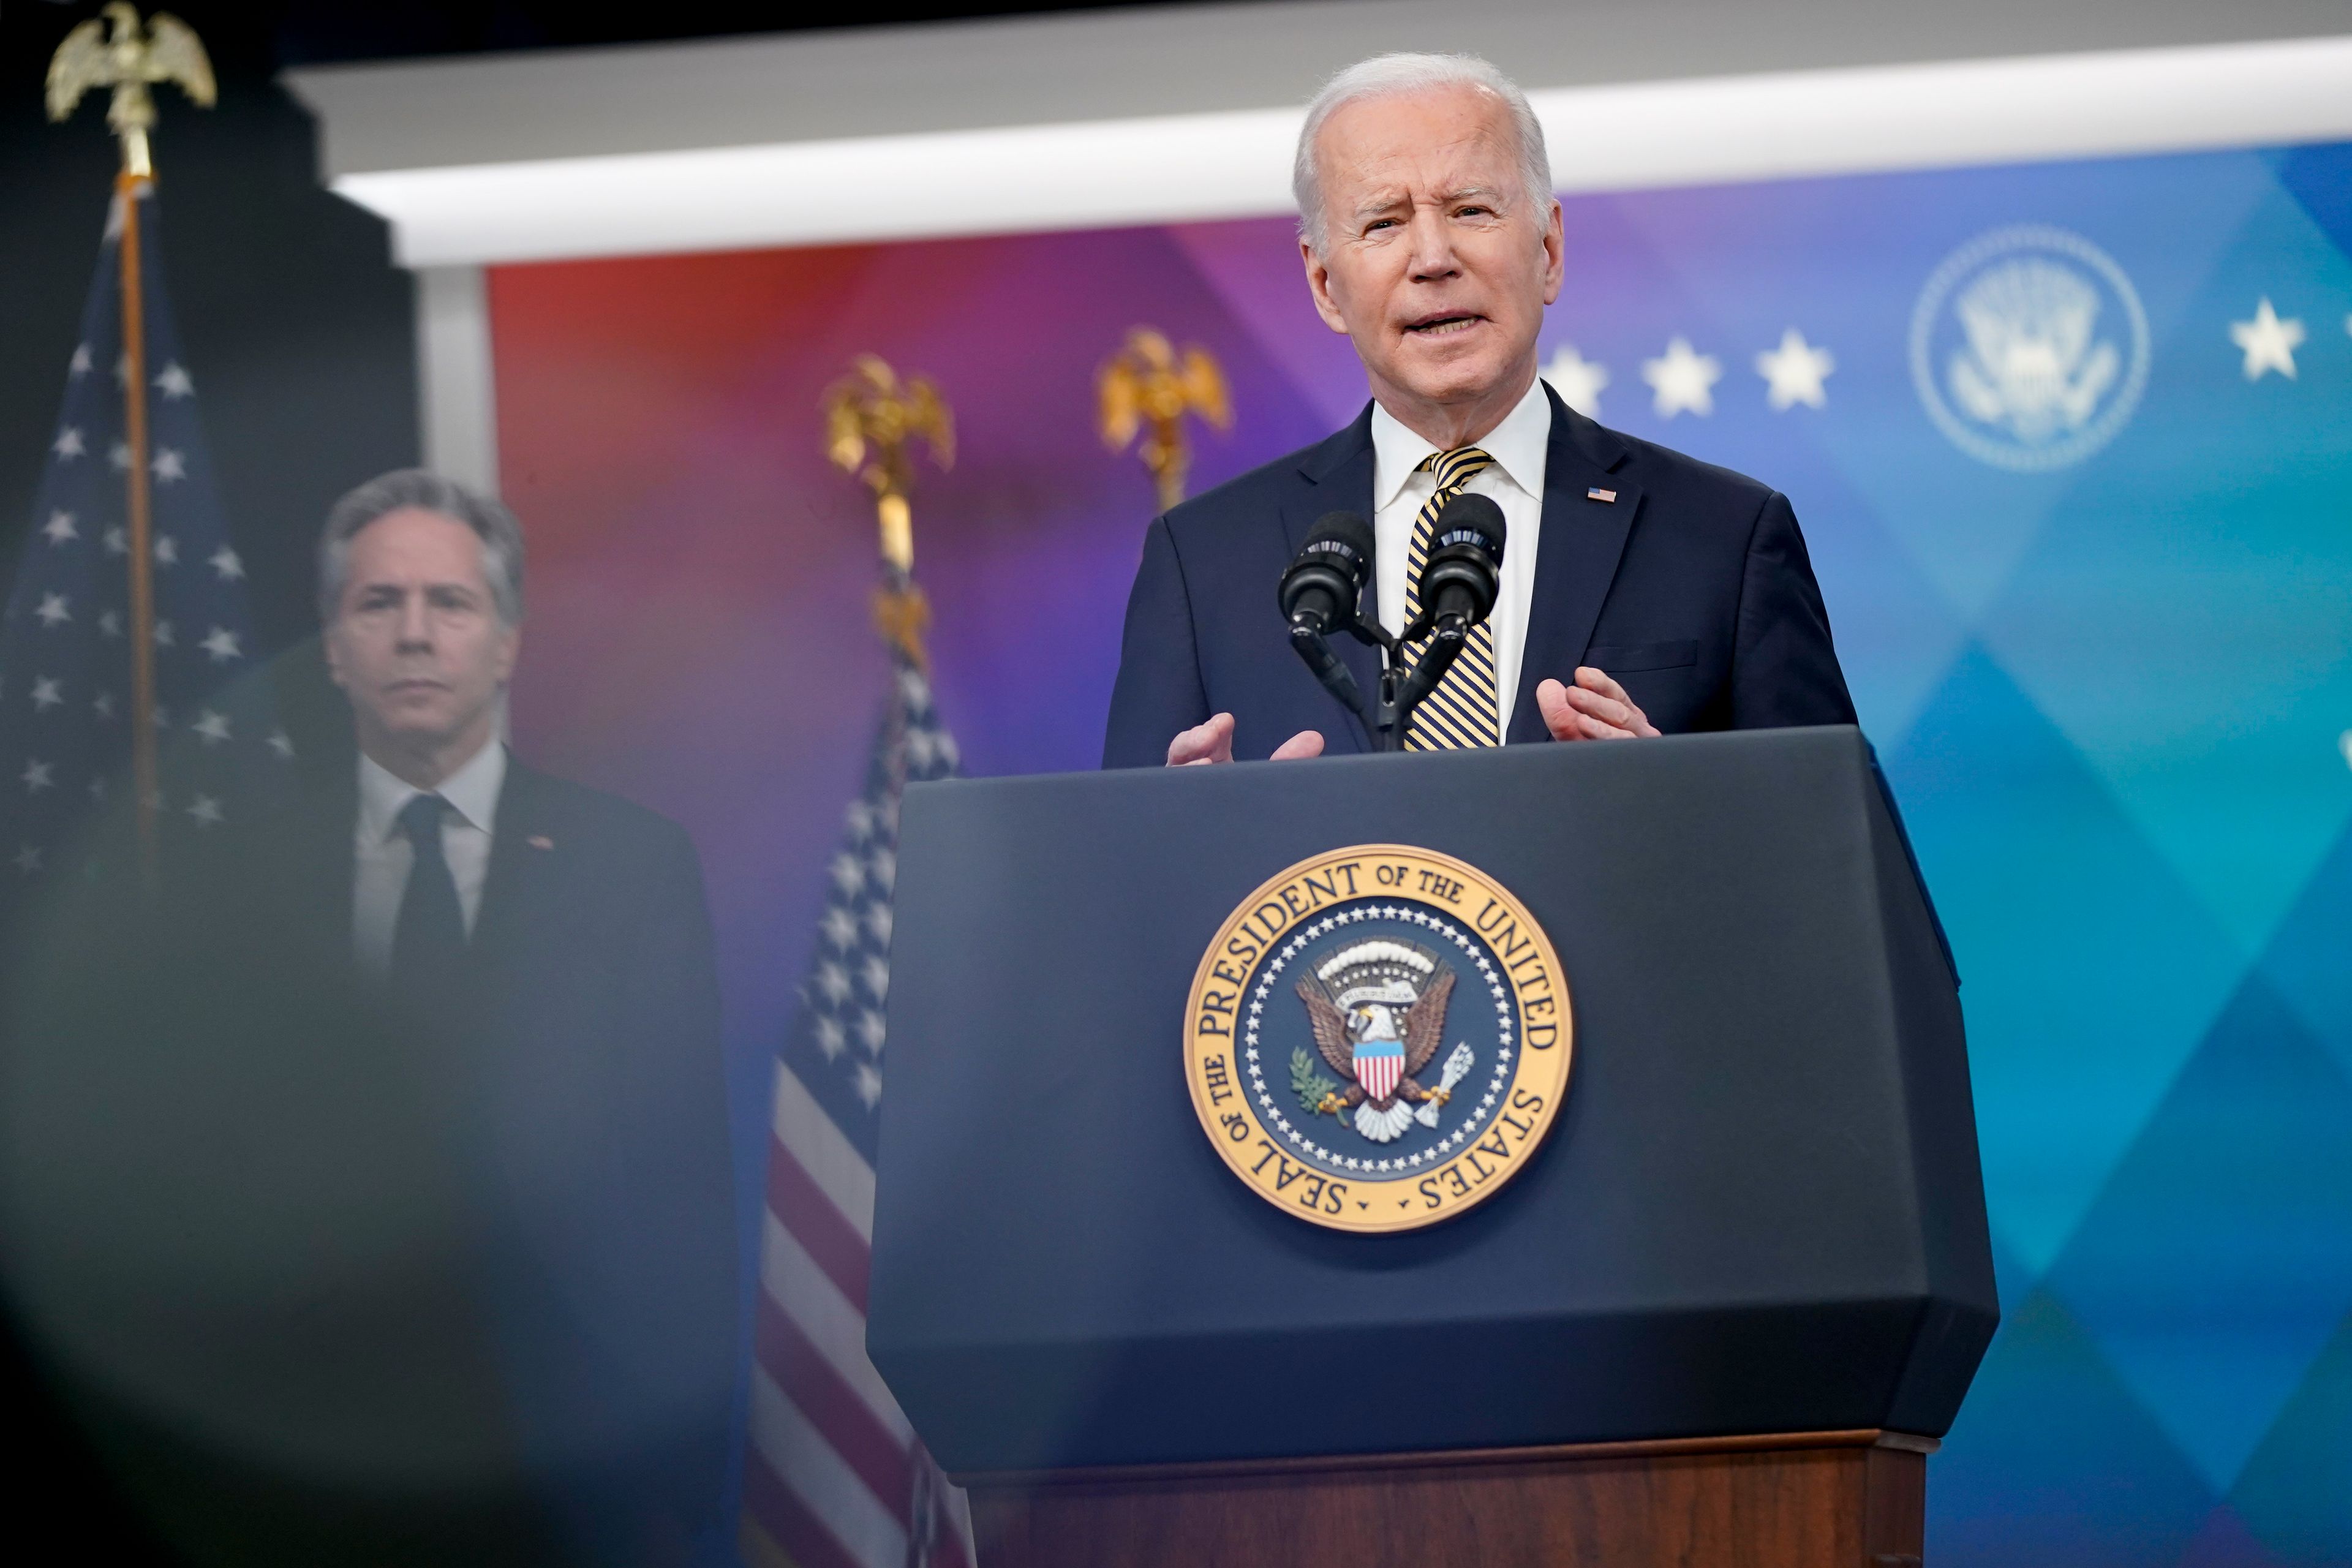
[[1103, 384, 1856, 766]]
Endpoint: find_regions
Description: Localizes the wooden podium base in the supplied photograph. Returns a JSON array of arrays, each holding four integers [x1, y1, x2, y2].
[[962, 1428, 1935, 1568]]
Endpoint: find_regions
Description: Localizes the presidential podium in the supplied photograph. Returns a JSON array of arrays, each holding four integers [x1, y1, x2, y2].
[[870, 728, 1997, 1568]]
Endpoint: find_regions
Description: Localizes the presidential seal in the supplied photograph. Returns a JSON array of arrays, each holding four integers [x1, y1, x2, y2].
[[1183, 845, 1571, 1233], [1910, 225, 2149, 472]]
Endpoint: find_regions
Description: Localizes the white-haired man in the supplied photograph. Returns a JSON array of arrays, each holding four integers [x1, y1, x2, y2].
[[1104, 53, 1855, 766]]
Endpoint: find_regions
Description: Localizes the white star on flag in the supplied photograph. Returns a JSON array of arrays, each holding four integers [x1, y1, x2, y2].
[[2232, 298, 2305, 380], [209, 545, 243, 581], [1755, 328, 1835, 410], [191, 710, 231, 745], [103, 526, 126, 555], [99, 611, 123, 638], [1542, 343, 1609, 418], [199, 627, 241, 663], [154, 361, 194, 399], [52, 428, 84, 460], [69, 344, 92, 377], [186, 794, 224, 827], [22, 760, 55, 793], [153, 706, 170, 730], [151, 448, 186, 483], [113, 353, 130, 387], [1643, 337, 1722, 418], [42, 511, 77, 546], [109, 440, 132, 472], [154, 535, 178, 566], [35, 594, 70, 628], [30, 678, 62, 713], [153, 620, 175, 649], [266, 728, 295, 760], [92, 693, 115, 720]]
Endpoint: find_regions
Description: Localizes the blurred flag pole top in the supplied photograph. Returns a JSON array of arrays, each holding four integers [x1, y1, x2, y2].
[[824, 354, 954, 665], [1097, 326, 1231, 512], [47, 4, 216, 870]]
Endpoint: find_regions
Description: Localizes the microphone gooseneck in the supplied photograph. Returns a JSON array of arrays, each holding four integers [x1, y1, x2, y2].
[[1396, 494, 1507, 719]]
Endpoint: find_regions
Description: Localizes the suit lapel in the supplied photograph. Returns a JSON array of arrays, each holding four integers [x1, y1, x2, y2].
[[1508, 388, 1642, 743], [469, 750, 554, 976], [1284, 405, 1379, 754]]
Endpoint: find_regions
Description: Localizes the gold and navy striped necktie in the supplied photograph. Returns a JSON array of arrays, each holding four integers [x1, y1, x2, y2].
[[1403, 446, 1501, 750]]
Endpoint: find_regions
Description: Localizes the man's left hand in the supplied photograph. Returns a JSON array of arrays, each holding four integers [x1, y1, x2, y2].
[[1536, 668, 1660, 741]]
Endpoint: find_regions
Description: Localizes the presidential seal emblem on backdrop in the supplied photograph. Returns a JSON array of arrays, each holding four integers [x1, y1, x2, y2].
[[1183, 845, 1572, 1233], [1910, 224, 2150, 472]]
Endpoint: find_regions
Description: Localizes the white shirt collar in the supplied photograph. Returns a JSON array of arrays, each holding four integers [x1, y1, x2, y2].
[[356, 736, 508, 843], [1368, 373, 1553, 513]]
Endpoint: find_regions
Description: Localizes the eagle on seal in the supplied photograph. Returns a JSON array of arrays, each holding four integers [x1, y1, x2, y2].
[[1296, 938, 1457, 1143]]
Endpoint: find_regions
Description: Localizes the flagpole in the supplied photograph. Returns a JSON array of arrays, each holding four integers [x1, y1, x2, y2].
[[48, 6, 216, 876], [118, 165, 159, 870]]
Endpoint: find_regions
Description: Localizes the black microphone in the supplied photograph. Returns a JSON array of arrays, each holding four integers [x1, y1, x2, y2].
[[1396, 494, 1507, 719], [1279, 511, 1375, 718], [1278, 511, 1375, 635]]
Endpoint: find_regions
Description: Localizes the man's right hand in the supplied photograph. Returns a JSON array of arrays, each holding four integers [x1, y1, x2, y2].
[[1167, 712, 1325, 766]]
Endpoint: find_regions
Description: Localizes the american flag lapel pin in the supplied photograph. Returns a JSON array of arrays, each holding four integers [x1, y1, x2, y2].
[[1587, 486, 1618, 503]]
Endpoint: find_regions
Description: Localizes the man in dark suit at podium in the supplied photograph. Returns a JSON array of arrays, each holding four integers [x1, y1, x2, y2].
[[1103, 53, 1856, 768]]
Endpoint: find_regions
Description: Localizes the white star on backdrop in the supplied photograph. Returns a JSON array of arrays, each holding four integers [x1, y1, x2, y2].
[[151, 448, 186, 483], [153, 620, 175, 649], [103, 526, 126, 555], [266, 728, 295, 760], [209, 545, 243, 581], [34, 594, 70, 628], [109, 440, 132, 472], [154, 361, 194, 399], [92, 692, 115, 720], [1541, 344, 1609, 418], [154, 535, 178, 566], [98, 611, 123, 638], [29, 677, 62, 713], [1643, 337, 1722, 418], [192, 710, 231, 745], [22, 760, 55, 793], [42, 511, 77, 546], [186, 795, 224, 827], [2232, 298, 2304, 380], [69, 344, 92, 378], [199, 627, 241, 663], [1755, 328, 1835, 410], [52, 428, 84, 460]]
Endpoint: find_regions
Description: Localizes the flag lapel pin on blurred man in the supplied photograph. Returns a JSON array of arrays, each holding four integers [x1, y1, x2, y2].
[[743, 358, 975, 1568]]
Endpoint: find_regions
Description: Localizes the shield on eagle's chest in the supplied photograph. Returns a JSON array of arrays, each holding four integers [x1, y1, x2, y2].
[[1354, 1038, 1404, 1102]]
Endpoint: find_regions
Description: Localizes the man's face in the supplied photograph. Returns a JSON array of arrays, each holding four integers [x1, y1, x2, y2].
[[324, 507, 518, 755], [1302, 85, 1563, 415]]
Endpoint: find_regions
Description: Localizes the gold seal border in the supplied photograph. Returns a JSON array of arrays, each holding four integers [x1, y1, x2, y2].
[[1183, 843, 1573, 1234]]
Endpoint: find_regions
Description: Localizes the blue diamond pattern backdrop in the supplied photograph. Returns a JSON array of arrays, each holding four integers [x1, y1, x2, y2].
[[1569, 144, 2352, 1566]]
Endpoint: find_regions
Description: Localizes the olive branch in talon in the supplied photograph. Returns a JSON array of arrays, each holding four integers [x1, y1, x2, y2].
[[1291, 1047, 1343, 1117]]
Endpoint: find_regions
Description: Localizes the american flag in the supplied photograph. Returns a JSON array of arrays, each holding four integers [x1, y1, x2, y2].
[[741, 632, 974, 1568], [0, 186, 287, 914]]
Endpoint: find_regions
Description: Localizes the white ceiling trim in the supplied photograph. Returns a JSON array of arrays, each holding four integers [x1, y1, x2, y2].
[[325, 34, 2352, 268]]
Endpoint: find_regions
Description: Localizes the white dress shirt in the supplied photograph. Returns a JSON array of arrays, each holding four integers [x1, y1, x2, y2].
[[1370, 374, 1552, 737], [353, 737, 506, 975]]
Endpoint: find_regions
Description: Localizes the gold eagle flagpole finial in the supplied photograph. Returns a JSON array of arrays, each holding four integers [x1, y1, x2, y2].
[[48, 5, 215, 874], [824, 355, 954, 665], [48, 4, 216, 180], [1098, 327, 1231, 512]]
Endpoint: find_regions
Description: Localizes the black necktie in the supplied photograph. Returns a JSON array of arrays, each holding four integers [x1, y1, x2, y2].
[[390, 792, 466, 989]]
